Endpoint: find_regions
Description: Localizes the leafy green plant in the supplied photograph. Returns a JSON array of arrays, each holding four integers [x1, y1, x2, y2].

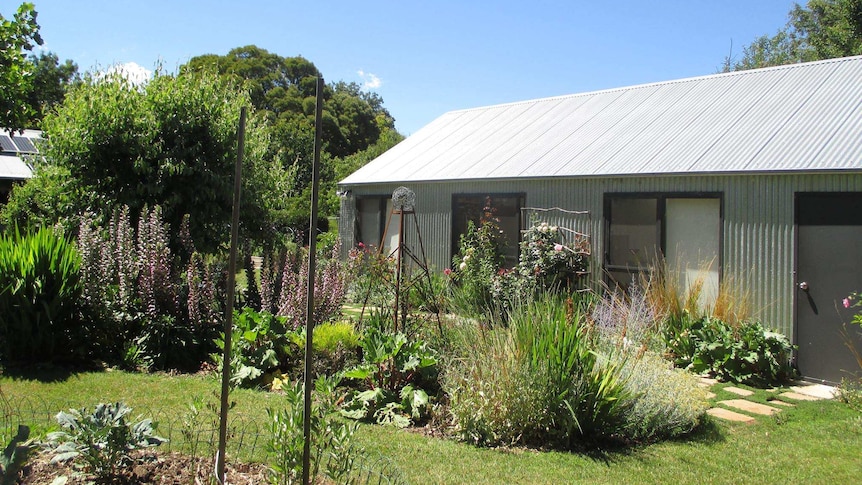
[[340, 316, 438, 427], [46, 402, 167, 480], [445, 294, 631, 448], [448, 216, 506, 315], [663, 314, 795, 386], [1, 425, 34, 485], [214, 307, 292, 389], [266, 375, 360, 485], [0, 226, 84, 363]]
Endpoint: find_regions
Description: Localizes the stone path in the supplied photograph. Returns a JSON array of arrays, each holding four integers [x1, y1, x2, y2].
[[702, 378, 835, 423]]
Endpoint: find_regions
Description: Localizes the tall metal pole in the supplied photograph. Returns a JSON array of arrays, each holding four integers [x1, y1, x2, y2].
[[302, 76, 325, 485], [216, 106, 246, 483]]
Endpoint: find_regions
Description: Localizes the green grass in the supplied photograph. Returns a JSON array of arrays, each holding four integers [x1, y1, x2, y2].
[[2, 370, 860, 483]]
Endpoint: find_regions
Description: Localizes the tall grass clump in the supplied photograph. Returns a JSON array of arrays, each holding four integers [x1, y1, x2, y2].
[[444, 293, 631, 448], [0, 226, 85, 363]]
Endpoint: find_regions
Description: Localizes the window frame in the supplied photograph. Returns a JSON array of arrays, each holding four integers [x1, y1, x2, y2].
[[451, 192, 526, 266], [603, 191, 724, 286]]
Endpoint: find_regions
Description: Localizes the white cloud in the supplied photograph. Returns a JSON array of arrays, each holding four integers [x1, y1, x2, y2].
[[357, 70, 382, 90], [97, 62, 153, 87]]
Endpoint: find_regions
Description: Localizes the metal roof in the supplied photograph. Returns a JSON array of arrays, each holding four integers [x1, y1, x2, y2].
[[0, 129, 41, 180], [341, 56, 862, 185]]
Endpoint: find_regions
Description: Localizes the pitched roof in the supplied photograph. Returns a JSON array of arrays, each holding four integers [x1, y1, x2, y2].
[[341, 55, 862, 185]]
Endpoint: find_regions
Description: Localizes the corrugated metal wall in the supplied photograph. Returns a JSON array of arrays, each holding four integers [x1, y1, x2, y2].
[[340, 172, 862, 338]]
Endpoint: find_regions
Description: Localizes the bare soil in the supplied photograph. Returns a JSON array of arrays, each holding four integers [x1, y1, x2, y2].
[[20, 450, 269, 484]]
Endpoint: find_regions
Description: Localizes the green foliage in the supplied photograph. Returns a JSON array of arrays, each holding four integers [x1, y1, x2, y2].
[[617, 351, 709, 441], [47, 402, 167, 480], [313, 320, 360, 354], [266, 375, 360, 485], [25, 69, 290, 252], [726, 0, 862, 71], [214, 307, 292, 389], [340, 316, 438, 427], [0, 226, 85, 363], [448, 219, 506, 314], [25, 51, 79, 127], [0, 425, 33, 485], [183, 45, 399, 220], [0, 2, 42, 132], [663, 314, 795, 386], [444, 294, 631, 448]]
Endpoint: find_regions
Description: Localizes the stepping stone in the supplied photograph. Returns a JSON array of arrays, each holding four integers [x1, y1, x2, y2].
[[724, 386, 754, 397], [767, 399, 795, 407], [790, 384, 835, 400], [705, 391, 716, 399], [699, 377, 719, 386], [778, 391, 820, 401], [719, 399, 781, 416], [707, 407, 755, 423]]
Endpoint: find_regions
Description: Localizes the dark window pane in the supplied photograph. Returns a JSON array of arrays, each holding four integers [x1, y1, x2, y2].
[[608, 198, 658, 268]]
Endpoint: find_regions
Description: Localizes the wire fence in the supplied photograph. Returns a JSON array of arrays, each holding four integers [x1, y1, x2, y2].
[[1, 393, 408, 484]]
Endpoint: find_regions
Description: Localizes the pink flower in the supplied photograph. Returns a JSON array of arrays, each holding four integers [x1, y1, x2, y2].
[[444, 268, 452, 276], [844, 298, 852, 309], [358, 242, 365, 249], [554, 243, 564, 252]]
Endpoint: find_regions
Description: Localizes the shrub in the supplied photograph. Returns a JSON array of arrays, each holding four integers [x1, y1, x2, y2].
[[618, 351, 710, 441], [77, 206, 224, 370], [0, 226, 85, 363], [444, 294, 631, 448], [267, 375, 360, 485], [254, 243, 347, 329], [340, 314, 438, 427], [447, 219, 506, 315], [663, 314, 795, 387], [214, 307, 292, 389], [47, 402, 167, 480]]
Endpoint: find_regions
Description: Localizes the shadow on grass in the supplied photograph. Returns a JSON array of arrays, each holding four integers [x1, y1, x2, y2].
[[569, 417, 726, 466], [0, 361, 96, 383]]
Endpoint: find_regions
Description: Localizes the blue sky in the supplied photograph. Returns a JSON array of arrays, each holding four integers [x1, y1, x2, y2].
[[16, 1, 795, 135]]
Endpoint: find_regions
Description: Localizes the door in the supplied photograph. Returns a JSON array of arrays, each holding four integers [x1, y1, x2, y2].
[[796, 193, 862, 384]]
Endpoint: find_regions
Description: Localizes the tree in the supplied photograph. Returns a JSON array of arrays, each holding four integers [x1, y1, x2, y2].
[[25, 51, 79, 126], [182, 46, 399, 219], [3, 71, 295, 252], [0, 2, 42, 132], [725, 0, 862, 71]]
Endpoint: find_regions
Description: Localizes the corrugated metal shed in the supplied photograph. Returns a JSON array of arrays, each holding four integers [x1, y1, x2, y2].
[[341, 56, 862, 185]]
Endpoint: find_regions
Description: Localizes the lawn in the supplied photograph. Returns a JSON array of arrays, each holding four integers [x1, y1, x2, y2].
[[2, 369, 860, 484]]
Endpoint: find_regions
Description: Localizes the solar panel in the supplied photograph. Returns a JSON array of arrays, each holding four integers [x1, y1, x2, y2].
[[12, 136, 38, 153], [0, 135, 17, 152]]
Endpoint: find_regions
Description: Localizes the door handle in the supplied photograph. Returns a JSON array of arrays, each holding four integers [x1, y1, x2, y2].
[[798, 281, 809, 291]]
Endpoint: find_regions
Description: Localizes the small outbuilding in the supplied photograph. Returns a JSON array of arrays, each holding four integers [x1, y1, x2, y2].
[[0, 129, 40, 204], [338, 55, 862, 384]]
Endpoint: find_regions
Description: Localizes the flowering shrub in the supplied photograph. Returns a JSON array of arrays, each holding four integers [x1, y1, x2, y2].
[[515, 221, 588, 291], [344, 242, 396, 309], [77, 206, 224, 370], [253, 242, 348, 330], [448, 219, 506, 314]]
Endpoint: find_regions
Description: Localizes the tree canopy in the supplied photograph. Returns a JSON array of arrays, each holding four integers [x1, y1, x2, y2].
[[725, 0, 862, 71], [183, 45, 402, 219], [0, 2, 42, 132], [2, 71, 294, 252]]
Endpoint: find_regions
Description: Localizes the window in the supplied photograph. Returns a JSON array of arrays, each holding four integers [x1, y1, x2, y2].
[[605, 194, 721, 305], [452, 193, 525, 266], [356, 196, 398, 253]]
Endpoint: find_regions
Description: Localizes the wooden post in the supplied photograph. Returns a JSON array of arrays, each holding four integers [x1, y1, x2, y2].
[[302, 76, 325, 485], [216, 106, 246, 483]]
